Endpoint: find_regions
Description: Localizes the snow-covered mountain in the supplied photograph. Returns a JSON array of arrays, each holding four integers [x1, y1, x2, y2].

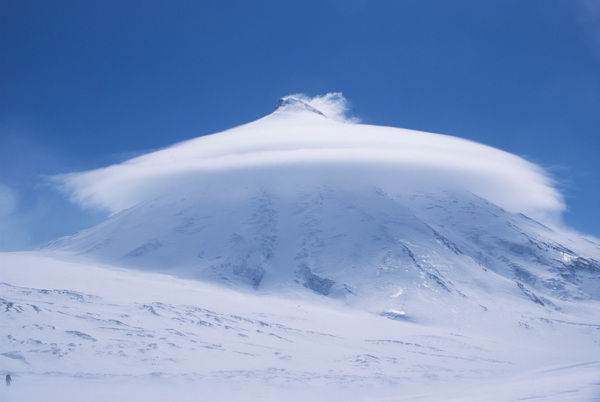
[[44, 176, 600, 313], [2, 94, 600, 401]]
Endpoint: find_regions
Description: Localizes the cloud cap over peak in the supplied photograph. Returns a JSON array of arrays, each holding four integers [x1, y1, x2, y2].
[[54, 95, 565, 226]]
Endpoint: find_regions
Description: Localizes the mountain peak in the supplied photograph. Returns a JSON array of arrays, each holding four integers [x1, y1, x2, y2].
[[274, 97, 327, 117], [272, 92, 357, 123]]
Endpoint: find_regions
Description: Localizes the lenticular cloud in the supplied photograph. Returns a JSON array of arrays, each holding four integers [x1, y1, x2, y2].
[[54, 93, 565, 224]]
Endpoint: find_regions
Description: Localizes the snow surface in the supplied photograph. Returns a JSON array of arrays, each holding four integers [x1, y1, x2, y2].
[[2, 252, 599, 401], [3, 94, 600, 401]]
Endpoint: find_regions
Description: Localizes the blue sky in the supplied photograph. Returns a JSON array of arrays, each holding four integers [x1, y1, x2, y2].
[[1, 0, 599, 250]]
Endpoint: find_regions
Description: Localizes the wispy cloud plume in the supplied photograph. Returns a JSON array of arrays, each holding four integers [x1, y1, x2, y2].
[[0, 183, 28, 251], [578, 0, 600, 58], [0, 183, 18, 218], [278, 92, 359, 123]]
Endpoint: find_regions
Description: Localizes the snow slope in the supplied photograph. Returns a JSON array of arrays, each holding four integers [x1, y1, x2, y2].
[[2, 94, 600, 400], [2, 252, 600, 401]]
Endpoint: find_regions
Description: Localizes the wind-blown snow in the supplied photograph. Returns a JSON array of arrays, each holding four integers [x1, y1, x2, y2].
[[54, 93, 564, 224]]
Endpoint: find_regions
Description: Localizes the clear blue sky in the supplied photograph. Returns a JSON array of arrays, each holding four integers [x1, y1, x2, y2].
[[1, 0, 599, 250]]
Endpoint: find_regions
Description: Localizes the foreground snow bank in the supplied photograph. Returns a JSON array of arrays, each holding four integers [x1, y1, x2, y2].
[[2, 252, 599, 401], [2, 362, 599, 402]]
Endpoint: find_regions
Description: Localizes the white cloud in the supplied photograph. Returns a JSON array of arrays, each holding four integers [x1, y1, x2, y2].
[[578, 0, 600, 58], [54, 94, 565, 225], [0, 183, 18, 218], [0, 183, 28, 251]]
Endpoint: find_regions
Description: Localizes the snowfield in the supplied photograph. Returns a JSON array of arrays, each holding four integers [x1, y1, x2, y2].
[[2, 252, 599, 401], [2, 94, 600, 401]]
